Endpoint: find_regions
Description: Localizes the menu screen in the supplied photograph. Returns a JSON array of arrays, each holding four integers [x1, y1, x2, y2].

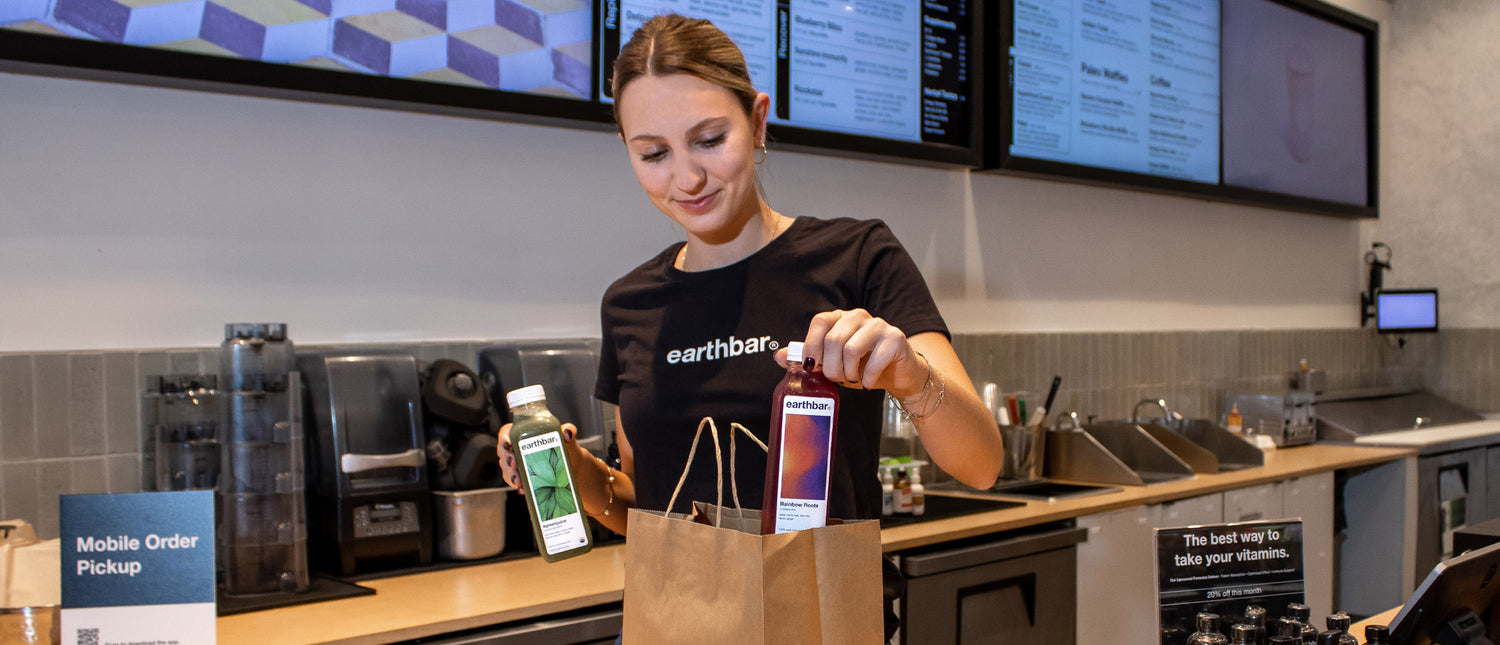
[[1221, 0, 1369, 206], [1008, 0, 1220, 183], [1, 1, 594, 100], [602, 0, 972, 147]]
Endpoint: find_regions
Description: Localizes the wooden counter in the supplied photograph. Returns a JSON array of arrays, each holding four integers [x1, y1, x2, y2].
[[219, 545, 628, 645], [1352, 607, 1400, 643], [880, 443, 1413, 551], [218, 443, 1414, 645]]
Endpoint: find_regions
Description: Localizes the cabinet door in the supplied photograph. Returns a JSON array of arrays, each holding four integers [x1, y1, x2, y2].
[[1282, 473, 1334, 624], [1338, 456, 1415, 617], [1076, 506, 1155, 644], [1488, 447, 1500, 522], [1416, 447, 1488, 575], [903, 546, 1078, 645], [1223, 483, 1283, 524], [1155, 492, 1224, 528]]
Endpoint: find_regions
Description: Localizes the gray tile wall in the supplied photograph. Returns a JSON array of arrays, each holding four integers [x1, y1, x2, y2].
[[3, 330, 1496, 539]]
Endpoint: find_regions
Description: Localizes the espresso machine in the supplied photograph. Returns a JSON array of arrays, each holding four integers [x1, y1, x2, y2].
[[297, 350, 432, 576]]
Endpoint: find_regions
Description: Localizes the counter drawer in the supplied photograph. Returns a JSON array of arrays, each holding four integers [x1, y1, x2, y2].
[[900, 524, 1086, 645]]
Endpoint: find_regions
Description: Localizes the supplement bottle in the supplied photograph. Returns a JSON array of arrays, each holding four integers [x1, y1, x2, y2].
[[910, 468, 926, 516], [1286, 604, 1319, 643], [1242, 605, 1268, 645], [1323, 612, 1357, 645], [1230, 624, 1258, 645], [894, 468, 913, 514], [1189, 612, 1229, 645], [1227, 403, 1244, 434]]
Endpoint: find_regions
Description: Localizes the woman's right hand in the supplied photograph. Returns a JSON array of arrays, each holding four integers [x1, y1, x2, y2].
[[497, 421, 583, 492]]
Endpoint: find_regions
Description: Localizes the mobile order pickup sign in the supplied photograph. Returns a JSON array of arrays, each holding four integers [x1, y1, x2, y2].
[[1155, 520, 1305, 642], [59, 491, 216, 645]]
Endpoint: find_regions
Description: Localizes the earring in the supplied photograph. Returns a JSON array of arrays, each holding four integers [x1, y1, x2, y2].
[[754, 145, 767, 165]]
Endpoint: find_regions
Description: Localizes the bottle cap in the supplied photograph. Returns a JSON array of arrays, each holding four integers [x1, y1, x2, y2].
[[1231, 624, 1258, 643], [1197, 612, 1221, 632], [1364, 625, 1389, 643], [1288, 603, 1311, 620], [786, 341, 805, 364], [1326, 612, 1351, 631], [505, 384, 547, 409]]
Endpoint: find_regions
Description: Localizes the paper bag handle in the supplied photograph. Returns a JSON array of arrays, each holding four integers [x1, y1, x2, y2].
[[664, 418, 769, 522], [728, 422, 768, 510]]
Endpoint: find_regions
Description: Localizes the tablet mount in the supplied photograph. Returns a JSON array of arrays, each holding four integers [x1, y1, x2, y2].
[[1433, 609, 1494, 645]]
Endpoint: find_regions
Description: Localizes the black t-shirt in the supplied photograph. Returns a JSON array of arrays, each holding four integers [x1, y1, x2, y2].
[[595, 216, 948, 520]]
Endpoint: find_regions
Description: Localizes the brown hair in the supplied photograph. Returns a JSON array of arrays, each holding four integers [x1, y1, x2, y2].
[[610, 14, 758, 128]]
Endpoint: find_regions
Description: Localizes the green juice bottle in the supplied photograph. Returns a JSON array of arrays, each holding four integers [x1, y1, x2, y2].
[[506, 384, 593, 563]]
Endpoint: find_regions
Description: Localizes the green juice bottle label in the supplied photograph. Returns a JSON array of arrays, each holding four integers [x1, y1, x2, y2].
[[507, 384, 592, 562]]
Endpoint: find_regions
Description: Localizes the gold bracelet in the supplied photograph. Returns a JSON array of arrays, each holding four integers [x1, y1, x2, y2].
[[596, 455, 616, 516], [577, 454, 616, 517]]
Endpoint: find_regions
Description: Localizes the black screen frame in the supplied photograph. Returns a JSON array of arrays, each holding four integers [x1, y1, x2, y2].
[[764, 0, 987, 168], [0, 16, 617, 131], [984, 0, 1380, 218], [596, 1, 987, 168], [1375, 288, 1440, 335], [1, 1, 986, 168], [1387, 541, 1500, 645]]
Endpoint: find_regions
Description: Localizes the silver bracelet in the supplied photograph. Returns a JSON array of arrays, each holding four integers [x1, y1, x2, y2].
[[893, 351, 947, 422]]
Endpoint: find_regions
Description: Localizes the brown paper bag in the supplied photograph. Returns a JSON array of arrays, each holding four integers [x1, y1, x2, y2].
[[1, 519, 61, 644], [1, 519, 60, 609], [622, 419, 883, 644]]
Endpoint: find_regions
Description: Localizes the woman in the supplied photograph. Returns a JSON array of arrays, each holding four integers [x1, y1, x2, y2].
[[498, 13, 1002, 541]]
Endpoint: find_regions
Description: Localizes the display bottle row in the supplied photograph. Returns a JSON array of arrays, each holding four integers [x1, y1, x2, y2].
[[1189, 605, 1384, 645]]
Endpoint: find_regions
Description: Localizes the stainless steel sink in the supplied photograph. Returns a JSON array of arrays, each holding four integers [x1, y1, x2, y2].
[[1047, 422, 1196, 486], [1130, 417, 1265, 472]]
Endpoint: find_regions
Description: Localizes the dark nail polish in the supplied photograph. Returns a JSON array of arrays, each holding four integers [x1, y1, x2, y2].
[[501, 440, 511, 451]]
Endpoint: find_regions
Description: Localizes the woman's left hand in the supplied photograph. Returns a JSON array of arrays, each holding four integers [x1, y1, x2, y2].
[[774, 308, 928, 398]]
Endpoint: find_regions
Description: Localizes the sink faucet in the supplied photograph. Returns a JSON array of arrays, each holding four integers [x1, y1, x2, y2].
[[1133, 398, 1172, 423]]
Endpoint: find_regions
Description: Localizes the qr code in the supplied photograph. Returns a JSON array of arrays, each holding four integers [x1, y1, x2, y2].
[[77, 628, 100, 645]]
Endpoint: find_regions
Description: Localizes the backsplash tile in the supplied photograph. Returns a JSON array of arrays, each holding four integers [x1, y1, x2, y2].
[[105, 352, 139, 455], [71, 456, 109, 495], [168, 350, 207, 376], [0, 328, 1495, 538], [35, 460, 70, 538], [2, 462, 38, 525], [1, 354, 36, 461], [107, 454, 143, 494], [34, 354, 69, 459], [68, 353, 107, 457]]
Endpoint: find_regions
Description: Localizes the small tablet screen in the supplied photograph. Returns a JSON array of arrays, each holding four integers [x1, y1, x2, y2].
[[1376, 289, 1439, 333]]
